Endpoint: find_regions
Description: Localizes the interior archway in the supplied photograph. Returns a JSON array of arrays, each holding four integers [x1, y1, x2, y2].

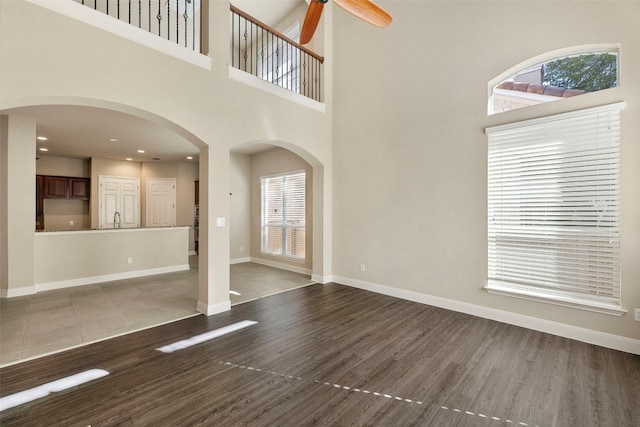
[[230, 139, 327, 291]]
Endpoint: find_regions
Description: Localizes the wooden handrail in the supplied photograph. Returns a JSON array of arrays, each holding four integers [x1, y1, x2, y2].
[[230, 4, 324, 63]]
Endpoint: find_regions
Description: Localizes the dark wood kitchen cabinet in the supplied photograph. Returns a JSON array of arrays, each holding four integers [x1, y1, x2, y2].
[[36, 175, 44, 230], [69, 178, 90, 200], [44, 176, 68, 198], [40, 175, 90, 200]]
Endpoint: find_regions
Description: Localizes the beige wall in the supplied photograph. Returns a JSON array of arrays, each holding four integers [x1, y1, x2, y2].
[[36, 155, 90, 177], [332, 1, 640, 342], [0, 0, 333, 310], [34, 227, 189, 287], [250, 147, 313, 270], [230, 152, 251, 261]]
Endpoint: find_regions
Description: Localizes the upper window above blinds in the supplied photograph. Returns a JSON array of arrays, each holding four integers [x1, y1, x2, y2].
[[485, 102, 625, 315], [489, 46, 619, 115]]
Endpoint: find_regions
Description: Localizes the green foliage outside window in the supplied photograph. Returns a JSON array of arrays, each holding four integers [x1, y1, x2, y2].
[[542, 53, 617, 92]]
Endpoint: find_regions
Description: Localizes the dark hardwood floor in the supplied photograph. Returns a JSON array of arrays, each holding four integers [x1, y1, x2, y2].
[[1, 283, 638, 426]]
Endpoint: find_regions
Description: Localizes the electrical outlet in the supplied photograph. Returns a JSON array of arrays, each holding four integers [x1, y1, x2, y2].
[[240, 246, 244, 252], [127, 257, 133, 264], [634, 308, 640, 322], [360, 263, 366, 272], [69, 220, 74, 226]]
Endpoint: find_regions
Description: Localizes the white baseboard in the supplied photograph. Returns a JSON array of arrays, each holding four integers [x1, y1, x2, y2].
[[34, 264, 191, 293], [250, 257, 312, 276], [1, 285, 37, 298], [188, 250, 197, 256], [197, 300, 231, 316], [231, 257, 251, 265], [333, 275, 640, 355], [311, 274, 333, 284]]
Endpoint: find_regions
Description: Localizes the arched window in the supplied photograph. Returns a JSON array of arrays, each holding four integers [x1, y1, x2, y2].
[[489, 46, 619, 115]]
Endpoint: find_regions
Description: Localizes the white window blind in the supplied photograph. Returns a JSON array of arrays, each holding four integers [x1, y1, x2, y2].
[[486, 103, 624, 312], [261, 171, 305, 259]]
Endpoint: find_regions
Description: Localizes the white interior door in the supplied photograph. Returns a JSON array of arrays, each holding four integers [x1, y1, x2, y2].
[[99, 176, 140, 229], [147, 178, 176, 227]]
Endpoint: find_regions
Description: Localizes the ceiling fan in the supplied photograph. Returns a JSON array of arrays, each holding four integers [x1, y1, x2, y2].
[[300, 0, 392, 45]]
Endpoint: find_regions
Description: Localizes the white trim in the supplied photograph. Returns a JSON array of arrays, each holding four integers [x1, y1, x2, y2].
[[486, 101, 625, 134], [485, 282, 626, 317], [189, 250, 197, 256], [35, 226, 190, 237], [332, 275, 640, 355], [311, 274, 333, 284], [35, 264, 190, 293], [231, 257, 251, 265], [487, 44, 620, 95], [1, 286, 37, 298], [25, 0, 212, 70], [197, 300, 231, 316], [250, 257, 311, 276], [229, 67, 326, 113]]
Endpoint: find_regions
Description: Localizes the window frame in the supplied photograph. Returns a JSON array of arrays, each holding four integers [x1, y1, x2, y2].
[[488, 44, 620, 115], [260, 169, 306, 261], [485, 102, 626, 316]]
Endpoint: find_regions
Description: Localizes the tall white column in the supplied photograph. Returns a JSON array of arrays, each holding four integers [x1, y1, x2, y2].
[[0, 115, 36, 297], [197, 145, 231, 315]]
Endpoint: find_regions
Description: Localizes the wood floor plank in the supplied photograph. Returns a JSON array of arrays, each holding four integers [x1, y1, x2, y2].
[[1, 283, 639, 426]]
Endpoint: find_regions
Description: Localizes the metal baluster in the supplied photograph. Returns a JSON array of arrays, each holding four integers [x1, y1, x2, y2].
[[138, 0, 141, 29], [157, 0, 162, 37], [167, 0, 170, 42], [243, 19, 248, 71], [148, 0, 151, 33], [231, 11, 234, 66], [183, 0, 188, 48]]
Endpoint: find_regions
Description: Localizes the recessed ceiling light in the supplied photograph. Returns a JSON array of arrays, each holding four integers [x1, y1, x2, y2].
[[137, 149, 145, 153], [39, 148, 49, 152], [186, 156, 193, 160], [37, 136, 48, 141], [125, 158, 133, 161], [109, 138, 119, 142]]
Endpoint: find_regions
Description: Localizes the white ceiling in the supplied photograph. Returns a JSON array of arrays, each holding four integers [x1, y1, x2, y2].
[[3, 0, 306, 163], [4, 105, 201, 163]]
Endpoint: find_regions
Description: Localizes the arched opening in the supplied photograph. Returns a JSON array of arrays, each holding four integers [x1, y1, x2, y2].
[[0, 98, 217, 363], [229, 139, 327, 304]]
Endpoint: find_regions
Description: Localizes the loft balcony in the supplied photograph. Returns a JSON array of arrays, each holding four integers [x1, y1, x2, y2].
[[66, 0, 324, 103]]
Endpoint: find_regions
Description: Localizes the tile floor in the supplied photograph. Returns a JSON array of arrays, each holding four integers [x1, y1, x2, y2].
[[0, 257, 314, 366]]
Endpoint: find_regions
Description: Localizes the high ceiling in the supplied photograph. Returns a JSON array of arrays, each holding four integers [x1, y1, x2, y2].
[[2, 0, 305, 163]]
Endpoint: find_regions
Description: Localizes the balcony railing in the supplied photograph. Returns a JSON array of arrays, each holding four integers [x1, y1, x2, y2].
[[75, 0, 202, 52], [73, 1, 324, 102], [230, 5, 324, 103]]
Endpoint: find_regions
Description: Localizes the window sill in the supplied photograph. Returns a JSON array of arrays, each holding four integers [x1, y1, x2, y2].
[[485, 281, 626, 317], [259, 252, 306, 264]]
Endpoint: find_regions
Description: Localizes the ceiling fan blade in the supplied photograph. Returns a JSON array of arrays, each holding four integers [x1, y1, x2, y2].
[[300, 0, 326, 45], [333, 0, 392, 28]]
